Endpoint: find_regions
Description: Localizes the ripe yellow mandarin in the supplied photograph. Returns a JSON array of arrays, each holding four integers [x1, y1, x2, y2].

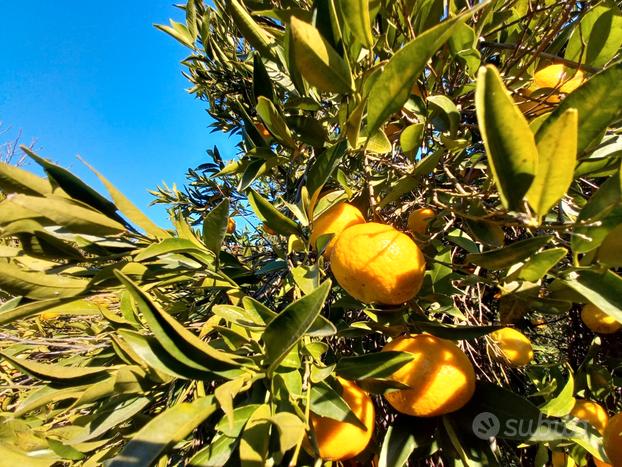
[[570, 399, 609, 434], [592, 458, 612, 467], [552, 450, 575, 467], [40, 311, 60, 321], [407, 207, 436, 235], [581, 304, 622, 334], [604, 412, 622, 467], [309, 377, 375, 461], [310, 202, 365, 257], [226, 217, 236, 234], [330, 222, 426, 304], [255, 122, 271, 138], [490, 328, 534, 367], [518, 64, 585, 114], [382, 334, 476, 417]]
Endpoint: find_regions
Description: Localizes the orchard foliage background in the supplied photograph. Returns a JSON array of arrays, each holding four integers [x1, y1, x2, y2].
[[1, 0, 622, 465]]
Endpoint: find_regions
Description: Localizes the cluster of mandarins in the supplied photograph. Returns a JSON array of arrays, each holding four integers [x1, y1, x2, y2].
[[302, 202, 621, 464]]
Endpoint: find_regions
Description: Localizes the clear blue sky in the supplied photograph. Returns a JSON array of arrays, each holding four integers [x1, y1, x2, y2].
[[0, 1, 236, 226]]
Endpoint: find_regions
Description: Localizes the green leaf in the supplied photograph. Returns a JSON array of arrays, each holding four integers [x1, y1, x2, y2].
[[513, 248, 567, 282], [8, 194, 126, 236], [0, 352, 111, 384], [309, 380, 367, 430], [247, 189, 300, 236], [108, 396, 217, 467], [21, 146, 123, 223], [428, 95, 460, 137], [239, 404, 271, 467], [339, 0, 373, 48], [155, 20, 195, 48], [565, 0, 622, 68], [571, 176, 622, 254], [83, 160, 170, 239], [456, 383, 584, 442], [253, 53, 275, 102], [526, 109, 578, 221], [378, 150, 442, 208], [188, 434, 236, 467], [465, 236, 552, 270], [290, 16, 354, 94], [114, 271, 243, 374], [597, 223, 622, 266], [269, 412, 306, 454], [306, 141, 347, 200], [70, 397, 151, 444], [367, 11, 475, 134], [117, 329, 217, 380], [536, 61, 622, 154], [475, 65, 537, 210], [336, 352, 414, 380], [400, 123, 424, 157], [540, 369, 575, 417], [215, 404, 262, 438], [0, 162, 52, 196], [256, 97, 296, 148], [0, 262, 89, 300], [0, 444, 55, 467], [562, 268, 622, 324], [378, 421, 417, 467], [262, 280, 331, 374], [134, 238, 214, 265], [202, 199, 229, 256], [228, 0, 279, 62]]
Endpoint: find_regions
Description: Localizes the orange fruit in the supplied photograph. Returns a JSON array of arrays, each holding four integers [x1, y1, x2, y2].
[[593, 458, 611, 467], [309, 377, 374, 461], [226, 217, 236, 234], [310, 202, 365, 257], [581, 304, 621, 334], [518, 64, 585, 115], [255, 122, 271, 138], [603, 412, 622, 467], [40, 311, 60, 321], [552, 450, 575, 467], [382, 334, 476, 417], [330, 222, 426, 304], [570, 399, 609, 434], [262, 223, 277, 235], [407, 207, 435, 235], [490, 328, 534, 367]]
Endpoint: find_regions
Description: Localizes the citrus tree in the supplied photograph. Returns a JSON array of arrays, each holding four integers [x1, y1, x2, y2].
[[1, 0, 622, 465]]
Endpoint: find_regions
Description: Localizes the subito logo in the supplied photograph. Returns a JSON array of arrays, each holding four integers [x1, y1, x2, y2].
[[472, 412, 501, 439]]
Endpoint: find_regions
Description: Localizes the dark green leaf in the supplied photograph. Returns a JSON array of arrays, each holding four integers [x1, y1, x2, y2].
[[309, 380, 367, 430], [262, 280, 331, 374], [1, 352, 111, 384], [114, 271, 243, 374], [336, 352, 414, 380], [367, 11, 476, 133], [466, 236, 552, 270], [247, 189, 300, 236], [0, 263, 89, 300]]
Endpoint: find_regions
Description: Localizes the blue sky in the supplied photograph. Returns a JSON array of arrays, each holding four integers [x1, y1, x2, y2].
[[0, 1, 236, 226]]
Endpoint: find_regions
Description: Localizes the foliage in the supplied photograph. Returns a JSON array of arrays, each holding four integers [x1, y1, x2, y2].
[[1, 0, 622, 465]]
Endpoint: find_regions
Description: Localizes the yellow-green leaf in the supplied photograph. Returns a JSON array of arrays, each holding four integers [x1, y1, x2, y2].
[[526, 109, 577, 221], [475, 65, 537, 211], [290, 16, 354, 94], [339, 0, 374, 48]]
